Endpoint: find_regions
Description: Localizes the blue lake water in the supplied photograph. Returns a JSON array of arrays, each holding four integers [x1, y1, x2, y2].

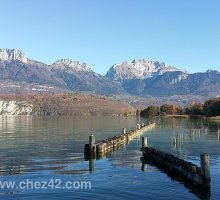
[[0, 116, 219, 200]]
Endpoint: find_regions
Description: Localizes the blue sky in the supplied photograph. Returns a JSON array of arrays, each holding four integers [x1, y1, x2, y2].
[[0, 0, 220, 75]]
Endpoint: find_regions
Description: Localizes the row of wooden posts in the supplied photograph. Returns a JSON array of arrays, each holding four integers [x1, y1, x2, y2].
[[84, 122, 156, 157], [141, 137, 211, 188], [173, 128, 220, 146], [84, 122, 211, 188]]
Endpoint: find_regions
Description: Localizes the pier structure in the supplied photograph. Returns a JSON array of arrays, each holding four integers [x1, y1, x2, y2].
[[141, 137, 211, 188], [84, 123, 156, 157]]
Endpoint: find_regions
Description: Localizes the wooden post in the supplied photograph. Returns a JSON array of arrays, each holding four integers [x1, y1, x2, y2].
[[218, 130, 220, 140], [200, 154, 211, 184], [173, 137, 177, 145], [89, 134, 95, 150], [122, 128, 126, 134], [142, 137, 148, 148]]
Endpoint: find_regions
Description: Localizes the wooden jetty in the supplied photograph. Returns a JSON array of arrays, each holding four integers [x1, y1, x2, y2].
[[84, 122, 156, 157], [141, 137, 211, 188]]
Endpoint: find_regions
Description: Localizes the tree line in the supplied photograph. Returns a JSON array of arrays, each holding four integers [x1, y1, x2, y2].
[[140, 97, 220, 117]]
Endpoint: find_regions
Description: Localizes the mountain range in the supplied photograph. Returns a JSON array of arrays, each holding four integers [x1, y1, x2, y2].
[[0, 48, 219, 100]]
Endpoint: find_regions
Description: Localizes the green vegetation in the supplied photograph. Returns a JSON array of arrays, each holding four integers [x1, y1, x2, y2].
[[140, 106, 160, 117], [203, 98, 220, 116], [185, 103, 203, 115], [140, 97, 220, 117]]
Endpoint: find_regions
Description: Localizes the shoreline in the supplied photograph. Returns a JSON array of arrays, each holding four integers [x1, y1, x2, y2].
[[208, 116, 220, 122], [158, 114, 220, 121]]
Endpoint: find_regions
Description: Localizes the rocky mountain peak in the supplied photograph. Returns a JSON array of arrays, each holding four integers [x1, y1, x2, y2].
[[131, 59, 166, 68], [0, 47, 219, 98], [52, 59, 92, 72], [105, 59, 186, 82], [0, 48, 28, 63]]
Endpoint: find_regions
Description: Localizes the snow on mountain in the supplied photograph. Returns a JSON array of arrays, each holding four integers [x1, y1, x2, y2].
[[0, 48, 28, 63], [105, 59, 187, 82], [52, 59, 93, 72]]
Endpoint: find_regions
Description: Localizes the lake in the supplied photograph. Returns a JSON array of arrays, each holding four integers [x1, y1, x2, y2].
[[0, 116, 219, 200]]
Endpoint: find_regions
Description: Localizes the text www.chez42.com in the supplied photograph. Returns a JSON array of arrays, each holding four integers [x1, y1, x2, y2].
[[0, 179, 92, 190]]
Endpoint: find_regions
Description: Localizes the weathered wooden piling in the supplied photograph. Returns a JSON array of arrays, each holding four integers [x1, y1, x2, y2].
[[84, 123, 156, 157], [141, 141, 211, 188], [173, 137, 177, 145], [200, 154, 210, 186], [218, 130, 220, 140], [89, 134, 95, 149], [142, 137, 148, 148], [122, 128, 126, 134]]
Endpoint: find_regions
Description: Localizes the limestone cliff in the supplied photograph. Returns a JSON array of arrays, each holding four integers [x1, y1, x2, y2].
[[0, 100, 32, 115]]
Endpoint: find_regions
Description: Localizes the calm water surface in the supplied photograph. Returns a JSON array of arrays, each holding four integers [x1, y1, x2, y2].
[[0, 116, 219, 200]]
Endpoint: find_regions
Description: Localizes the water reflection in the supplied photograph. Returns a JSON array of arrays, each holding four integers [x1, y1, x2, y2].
[[82, 117, 220, 200], [0, 116, 219, 200], [0, 116, 146, 176], [141, 158, 211, 200], [85, 146, 212, 200]]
